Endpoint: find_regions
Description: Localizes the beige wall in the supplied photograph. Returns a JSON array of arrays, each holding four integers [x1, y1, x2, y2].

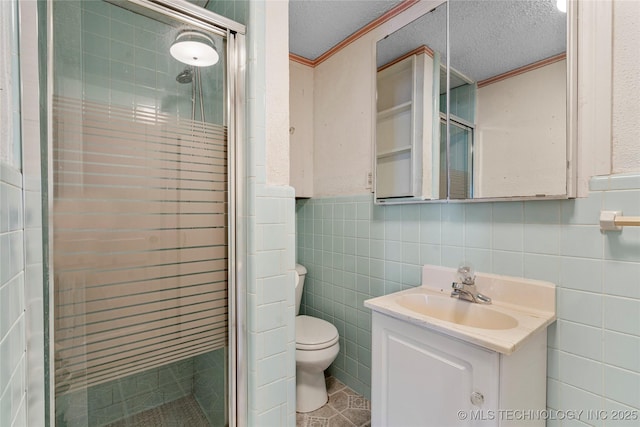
[[289, 61, 314, 197], [612, 0, 640, 173], [265, 0, 290, 186], [475, 60, 567, 198], [310, 1, 442, 197]]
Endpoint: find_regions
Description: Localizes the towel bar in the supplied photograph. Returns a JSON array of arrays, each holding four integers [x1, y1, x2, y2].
[[600, 210, 640, 231]]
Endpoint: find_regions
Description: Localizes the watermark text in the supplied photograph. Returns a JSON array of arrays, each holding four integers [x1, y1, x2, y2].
[[456, 409, 639, 422]]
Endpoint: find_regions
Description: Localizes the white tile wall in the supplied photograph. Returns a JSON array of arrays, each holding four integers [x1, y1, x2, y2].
[[247, 185, 296, 426], [0, 169, 31, 427], [0, 2, 26, 426], [0, 1, 44, 426], [245, 0, 296, 423], [20, 1, 45, 424]]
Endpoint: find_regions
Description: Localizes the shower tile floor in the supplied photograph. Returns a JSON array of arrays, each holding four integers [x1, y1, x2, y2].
[[105, 395, 209, 427], [103, 376, 369, 427], [296, 377, 371, 427]]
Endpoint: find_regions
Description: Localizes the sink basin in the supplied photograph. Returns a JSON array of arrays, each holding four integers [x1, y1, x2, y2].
[[365, 264, 556, 354], [396, 294, 519, 330]]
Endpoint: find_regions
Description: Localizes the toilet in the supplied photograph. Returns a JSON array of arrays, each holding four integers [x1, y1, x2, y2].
[[294, 263, 340, 413]]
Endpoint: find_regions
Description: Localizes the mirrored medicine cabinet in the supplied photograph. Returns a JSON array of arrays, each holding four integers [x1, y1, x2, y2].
[[374, 0, 576, 204]]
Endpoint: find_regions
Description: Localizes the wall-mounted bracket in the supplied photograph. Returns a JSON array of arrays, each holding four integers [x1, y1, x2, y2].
[[599, 210, 640, 232]]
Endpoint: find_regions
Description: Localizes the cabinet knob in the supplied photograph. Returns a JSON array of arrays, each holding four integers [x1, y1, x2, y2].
[[470, 391, 484, 406]]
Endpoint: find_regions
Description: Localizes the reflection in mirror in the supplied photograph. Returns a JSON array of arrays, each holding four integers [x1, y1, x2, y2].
[[374, 0, 570, 203], [449, 0, 567, 199], [375, 2, 447, 202], [440, 68, 476, 199]]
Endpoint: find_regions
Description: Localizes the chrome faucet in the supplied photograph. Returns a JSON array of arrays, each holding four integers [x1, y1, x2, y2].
[[450, 264, 492, 304]]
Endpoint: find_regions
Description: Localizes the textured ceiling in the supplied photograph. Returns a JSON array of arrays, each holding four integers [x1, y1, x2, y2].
[[292, 0, 566, 83], [448, 0, 566, 81], [289, 0, 404, 60], [377, 0, 566, 82]]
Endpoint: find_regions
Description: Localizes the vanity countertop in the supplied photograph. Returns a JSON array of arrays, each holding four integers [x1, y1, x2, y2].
[[364, 265, 556, 355]]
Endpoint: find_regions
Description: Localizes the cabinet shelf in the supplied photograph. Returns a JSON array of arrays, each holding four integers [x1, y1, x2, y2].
[[377, 101, 412, 120], [376, 145, 412, 159]]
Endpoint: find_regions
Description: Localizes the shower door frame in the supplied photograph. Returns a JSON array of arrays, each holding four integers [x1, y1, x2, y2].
[[44, 0, 247, 425]]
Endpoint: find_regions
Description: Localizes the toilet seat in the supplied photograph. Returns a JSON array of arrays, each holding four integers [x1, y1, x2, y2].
[[296, 315, 339, 351]]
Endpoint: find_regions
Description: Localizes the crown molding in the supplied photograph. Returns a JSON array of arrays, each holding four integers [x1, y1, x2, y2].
[[289, 0, 420, 68]]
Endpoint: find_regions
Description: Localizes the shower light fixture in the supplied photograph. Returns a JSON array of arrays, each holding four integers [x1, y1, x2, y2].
[[170, 31, 219, 67]]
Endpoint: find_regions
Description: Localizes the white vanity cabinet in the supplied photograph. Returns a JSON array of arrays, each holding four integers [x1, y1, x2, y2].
[[371, 312, 547, 427]]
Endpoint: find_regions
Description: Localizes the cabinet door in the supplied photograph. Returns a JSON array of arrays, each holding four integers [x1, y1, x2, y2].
[[372, 313, 499, 427]]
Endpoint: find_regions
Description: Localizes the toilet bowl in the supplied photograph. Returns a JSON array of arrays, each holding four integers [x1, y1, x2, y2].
[[294, 264, 340, 413]]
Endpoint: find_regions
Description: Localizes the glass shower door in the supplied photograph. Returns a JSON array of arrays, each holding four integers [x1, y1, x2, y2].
[[50, 1, 232, 425], [439, 119, 474, 199], [448, 120, 474, 199]]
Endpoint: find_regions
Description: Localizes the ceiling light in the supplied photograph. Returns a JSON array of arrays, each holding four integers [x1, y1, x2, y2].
[[556, 0, 567, 13], [170, 31, 219, 67]]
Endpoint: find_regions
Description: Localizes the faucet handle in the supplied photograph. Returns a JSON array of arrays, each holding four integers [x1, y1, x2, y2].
[[452, 281, 464, 290], [456, 263, 475, 285]]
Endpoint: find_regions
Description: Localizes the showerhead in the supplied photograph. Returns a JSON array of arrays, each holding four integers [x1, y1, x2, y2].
[[176, 67, 193, 84]]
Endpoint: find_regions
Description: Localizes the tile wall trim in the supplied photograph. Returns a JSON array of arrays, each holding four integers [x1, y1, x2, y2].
[[590, 172, 640, 192]]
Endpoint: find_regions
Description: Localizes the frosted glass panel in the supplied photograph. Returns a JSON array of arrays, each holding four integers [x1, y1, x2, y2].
[[53, 96, 228, 391]]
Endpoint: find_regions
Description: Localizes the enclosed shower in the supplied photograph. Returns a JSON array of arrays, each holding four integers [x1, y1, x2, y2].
[[47, 1, 244, 425]]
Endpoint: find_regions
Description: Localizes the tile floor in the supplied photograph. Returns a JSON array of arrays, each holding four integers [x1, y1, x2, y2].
[[104, 376, 371, 427], [296, 377, 371, 427], [105, 395, 209, 427]]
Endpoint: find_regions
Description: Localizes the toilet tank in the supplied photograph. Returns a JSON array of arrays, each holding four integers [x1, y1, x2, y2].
[[294, 263, 307, 315]]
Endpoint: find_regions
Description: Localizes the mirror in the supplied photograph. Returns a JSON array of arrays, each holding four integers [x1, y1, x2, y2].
[[375, 2, 447, 201], [374, 0, 571, 203]]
